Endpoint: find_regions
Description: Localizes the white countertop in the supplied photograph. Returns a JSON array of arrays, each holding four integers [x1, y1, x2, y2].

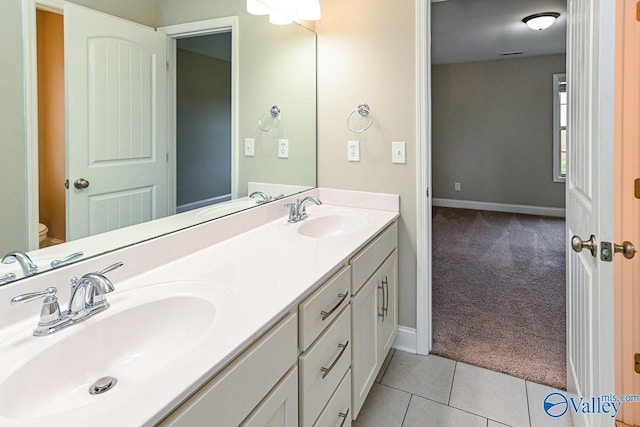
[[0, 189, 399, 426]]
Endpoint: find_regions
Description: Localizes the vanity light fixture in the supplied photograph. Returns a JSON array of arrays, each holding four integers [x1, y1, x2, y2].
[[247, 0, 321, 25], [522, 12, 560, 31], [246, 0, 270, 15]]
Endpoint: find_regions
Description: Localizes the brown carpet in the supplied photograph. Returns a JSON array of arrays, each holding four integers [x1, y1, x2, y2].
[[432, 207, 567, 390]]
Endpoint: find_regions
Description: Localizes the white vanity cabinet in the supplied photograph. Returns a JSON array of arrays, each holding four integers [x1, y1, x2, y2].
[[298, 266, 352, 427], [158, 313, 298, 427], [350, 222, 398, 419]]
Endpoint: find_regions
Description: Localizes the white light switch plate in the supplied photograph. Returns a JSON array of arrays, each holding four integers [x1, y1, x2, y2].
[[348, 140, 360, 162], [278, 139, 289, 158], [392, 141, 406, 164], [244, 138, 255, 157]]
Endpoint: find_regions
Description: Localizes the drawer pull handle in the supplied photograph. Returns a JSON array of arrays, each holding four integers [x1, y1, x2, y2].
[[321, 340, 349, 379], [383, 276, 389, 316], [339, 408, 350, 426], [377, 283, 385, 320], [321, 292, 348, 321]]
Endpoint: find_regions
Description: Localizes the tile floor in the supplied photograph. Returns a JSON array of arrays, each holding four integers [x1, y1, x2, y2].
[[354, 349, 584, 427]]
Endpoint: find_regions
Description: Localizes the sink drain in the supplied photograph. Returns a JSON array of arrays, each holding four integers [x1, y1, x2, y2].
[[89, 376, 118, 395]]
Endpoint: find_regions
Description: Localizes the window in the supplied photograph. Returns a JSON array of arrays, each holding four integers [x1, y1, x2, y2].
[[553, 73, 567, 182]]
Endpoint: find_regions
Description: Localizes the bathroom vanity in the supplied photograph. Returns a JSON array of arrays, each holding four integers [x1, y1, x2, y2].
[[0, 188, 398, 426]]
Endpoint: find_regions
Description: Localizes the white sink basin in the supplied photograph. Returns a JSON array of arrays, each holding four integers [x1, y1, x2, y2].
[[0, 280, 234, 420], [297, 212, 374, 238]]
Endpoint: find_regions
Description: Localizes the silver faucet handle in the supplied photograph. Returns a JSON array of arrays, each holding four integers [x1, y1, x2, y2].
[[50, 251, 84, 268], [98, 262, 124, 275], [11, 287, 58, 305]]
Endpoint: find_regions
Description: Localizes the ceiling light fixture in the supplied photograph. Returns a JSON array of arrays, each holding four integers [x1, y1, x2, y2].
[[247, 0, 321, 25], [522, 12, 560, 31]]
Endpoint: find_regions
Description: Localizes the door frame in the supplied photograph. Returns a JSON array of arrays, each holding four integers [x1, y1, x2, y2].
[[22, 0, 65, 251], [415, 0, 431, 355], [158, 17, 240, 213]]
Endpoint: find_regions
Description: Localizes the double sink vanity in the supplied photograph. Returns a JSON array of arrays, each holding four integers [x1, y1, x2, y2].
[[0, 188, 399, 426]]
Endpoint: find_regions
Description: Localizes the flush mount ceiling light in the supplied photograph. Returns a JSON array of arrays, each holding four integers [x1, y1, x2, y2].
[[522, 12, 560, 31], [247, 0, 321, 25]]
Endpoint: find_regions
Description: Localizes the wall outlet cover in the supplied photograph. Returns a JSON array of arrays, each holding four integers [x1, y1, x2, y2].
[[348, 140, 360, 162], [278, 139, 289, 159], [391, 141, 406, 164], [244, 138, 255, 157]]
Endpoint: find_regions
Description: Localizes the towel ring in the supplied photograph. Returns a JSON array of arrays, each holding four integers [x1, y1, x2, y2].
[[347, 103, 373, 133], [259, 105, 282, 132]]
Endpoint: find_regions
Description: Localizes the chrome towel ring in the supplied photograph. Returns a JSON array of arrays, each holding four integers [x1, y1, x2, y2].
[[259, 105, 282, 132], [347, 103, 373, 133]]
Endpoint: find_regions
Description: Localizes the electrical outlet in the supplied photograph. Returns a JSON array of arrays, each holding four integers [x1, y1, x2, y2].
[[392, 141, 406, 164], [455, 182, 461, 191], [244, 138, 255, 157], [278, 139, 289, 158], [348, 140, 360, 162]]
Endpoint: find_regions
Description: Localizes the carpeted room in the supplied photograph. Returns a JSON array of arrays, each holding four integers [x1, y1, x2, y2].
[[431, 41, 567, 390]]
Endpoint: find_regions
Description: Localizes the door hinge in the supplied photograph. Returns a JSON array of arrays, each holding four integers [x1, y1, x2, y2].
[[637, 1, 640, 21], [166, 152, 169, 162], [166, 61, 170, 71], [635, 178, 640, 199], [426, 188, 429, 198], [635, 353, 640, 374]]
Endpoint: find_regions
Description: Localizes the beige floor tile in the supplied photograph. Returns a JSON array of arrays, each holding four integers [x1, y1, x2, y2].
[[488, 421, 511, 427], [376, 348, 396, 383], [381, 351, 456, 404], [403, 395, 487, 427], [526, 381, 573, 427], [449, 363, 530, 427], [353, 383, 411, 427]]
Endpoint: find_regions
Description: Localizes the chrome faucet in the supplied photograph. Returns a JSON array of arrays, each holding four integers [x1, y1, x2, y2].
[[2, 251, 38, 277], [10, 262, 123, 337], [284, 196, 322, 223], [249, 191, 271, 204]]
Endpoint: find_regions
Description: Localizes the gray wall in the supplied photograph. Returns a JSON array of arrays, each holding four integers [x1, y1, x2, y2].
[[177, 47, 231, 207], [432, 54, 566, 208], [0, 0, 28, 254]]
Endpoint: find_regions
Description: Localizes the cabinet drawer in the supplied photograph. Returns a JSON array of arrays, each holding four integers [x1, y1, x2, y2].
[[159, 313, 298, 427], [314, 369, 351, 427], [300, 305, 351, 427], [350, 222, 397, 294], [299, 266, 350, 351]]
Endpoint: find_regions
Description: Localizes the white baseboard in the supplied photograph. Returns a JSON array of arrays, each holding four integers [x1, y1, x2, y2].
[[392, 326, 417, 354], [432, 198, 565, 218]]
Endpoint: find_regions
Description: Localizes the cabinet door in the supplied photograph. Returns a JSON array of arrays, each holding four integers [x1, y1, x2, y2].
[[350, 275, 380, 419], [377, 250, 398, 363], [241, 366, 298, 427]]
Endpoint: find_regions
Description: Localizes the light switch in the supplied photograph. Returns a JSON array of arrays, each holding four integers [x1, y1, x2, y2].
[[244, 138, 255, 157], [392, 141, 406, 164], [278, 139, 289, 158]]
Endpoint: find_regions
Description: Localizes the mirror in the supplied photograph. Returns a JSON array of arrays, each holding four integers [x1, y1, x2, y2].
[[0, 0, 316, 283]]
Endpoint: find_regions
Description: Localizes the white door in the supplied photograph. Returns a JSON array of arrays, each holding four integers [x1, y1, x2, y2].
[[65, 3, 168, 240], [565, 1, 616, 426]]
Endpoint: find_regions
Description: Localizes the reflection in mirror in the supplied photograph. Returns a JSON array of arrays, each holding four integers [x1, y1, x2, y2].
[[1, 0, 316, 283]]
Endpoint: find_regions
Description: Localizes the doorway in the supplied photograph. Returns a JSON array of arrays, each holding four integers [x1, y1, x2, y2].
[[175, 32, 233, 213], [36, 8, 65, 249], [427, 1, 568, 390]]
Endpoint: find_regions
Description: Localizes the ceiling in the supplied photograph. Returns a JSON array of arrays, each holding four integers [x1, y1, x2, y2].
[[431, 0, 567, 65]]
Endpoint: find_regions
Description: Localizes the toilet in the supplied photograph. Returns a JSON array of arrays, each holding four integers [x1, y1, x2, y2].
[[38, 223, 49, 244]]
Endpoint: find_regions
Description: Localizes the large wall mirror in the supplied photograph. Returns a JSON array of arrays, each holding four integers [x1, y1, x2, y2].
[[0, 0, 316, 284]]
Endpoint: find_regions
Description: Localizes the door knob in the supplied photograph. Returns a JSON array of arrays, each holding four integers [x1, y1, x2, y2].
[[614, 241, 637, 259], [73, 178, 90, 189], [571, 235, 597, 257]]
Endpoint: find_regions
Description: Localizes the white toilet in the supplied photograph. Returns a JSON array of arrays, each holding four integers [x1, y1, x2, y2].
[[38, 223, 49, 244]]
